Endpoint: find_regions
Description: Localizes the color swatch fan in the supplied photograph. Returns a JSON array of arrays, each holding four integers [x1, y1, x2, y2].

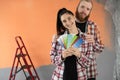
[[57, 34, 84, 49]]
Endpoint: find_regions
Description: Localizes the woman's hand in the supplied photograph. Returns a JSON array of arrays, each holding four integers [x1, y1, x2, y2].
[[62, 47, 73, 59], [62, 47, 81, 59], [71, 47, 81, 58]]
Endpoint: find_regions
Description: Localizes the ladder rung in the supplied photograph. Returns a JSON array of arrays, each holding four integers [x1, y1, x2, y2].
[[21, 65, 32, 69], [16, 53, 27, 58], [9, 36, 40, 80], [16, 65, 32, 73], [26, 76, 37, 80]]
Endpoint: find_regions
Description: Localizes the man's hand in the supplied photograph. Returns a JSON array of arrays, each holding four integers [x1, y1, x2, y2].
[[85, 34, 95, 43]]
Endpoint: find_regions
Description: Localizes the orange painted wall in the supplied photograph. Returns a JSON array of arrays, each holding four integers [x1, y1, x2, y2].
[[0, 0, 111, 68]]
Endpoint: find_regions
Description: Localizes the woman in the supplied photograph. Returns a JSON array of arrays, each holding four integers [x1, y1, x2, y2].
[[50, 8, 94, 80]]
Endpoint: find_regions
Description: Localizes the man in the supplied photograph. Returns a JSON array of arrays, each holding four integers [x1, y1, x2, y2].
[[75, 0, 104, 80]]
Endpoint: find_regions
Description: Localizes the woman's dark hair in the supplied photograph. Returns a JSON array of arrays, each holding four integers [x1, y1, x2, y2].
[[56, 8, 74, 35]]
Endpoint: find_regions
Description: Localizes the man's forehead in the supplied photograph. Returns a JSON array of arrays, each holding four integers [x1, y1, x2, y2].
[[79, 1, 92, 8]]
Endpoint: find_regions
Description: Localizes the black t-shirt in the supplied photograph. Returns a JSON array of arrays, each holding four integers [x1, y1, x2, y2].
[[76, 21, 87, 33]]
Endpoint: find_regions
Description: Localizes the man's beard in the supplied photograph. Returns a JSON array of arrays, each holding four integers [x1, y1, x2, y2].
[[76, 11, 90, 22]]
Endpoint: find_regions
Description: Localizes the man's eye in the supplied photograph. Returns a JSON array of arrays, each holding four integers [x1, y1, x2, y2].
[[68, 17, 71, 20], [87, 8, 90, 11]]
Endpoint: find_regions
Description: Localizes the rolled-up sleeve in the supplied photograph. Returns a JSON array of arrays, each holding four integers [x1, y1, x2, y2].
[[93, 26, 104, 53], [50, 36, 64, 66], [77, 50, 94, 68]]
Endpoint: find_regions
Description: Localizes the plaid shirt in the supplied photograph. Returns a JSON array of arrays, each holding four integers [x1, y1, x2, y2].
[[50, 20, 104, 80], [85, 20, 104, 78], [50, 27, 102, 80]]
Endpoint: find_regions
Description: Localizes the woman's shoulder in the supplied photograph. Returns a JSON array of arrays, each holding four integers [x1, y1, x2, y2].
[[52, 34, 58, 42]]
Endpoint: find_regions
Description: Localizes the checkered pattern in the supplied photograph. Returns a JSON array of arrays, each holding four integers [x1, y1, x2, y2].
[[86, 20, 104, 78], [50, 20, 104, 80]]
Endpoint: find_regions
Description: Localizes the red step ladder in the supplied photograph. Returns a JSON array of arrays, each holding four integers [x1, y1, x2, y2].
[[9, 36, 40, 80]]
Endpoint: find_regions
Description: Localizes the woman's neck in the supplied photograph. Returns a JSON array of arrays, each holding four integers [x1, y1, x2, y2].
[[69, 27, 78, 34]]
